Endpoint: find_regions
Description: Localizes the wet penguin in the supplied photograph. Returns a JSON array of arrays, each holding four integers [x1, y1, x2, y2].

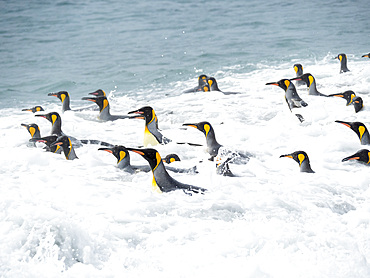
[[22, 106, 44, 113], [50, 135, 78, 160], [362, 53, 370, 59], [335, 120, 370, 145], [126, 147, 206, 194], [335, 53, 350, 73], [48, 91, 72, 112], [128, 106, 171, 147], [21, 123, 42, 148], [293, 64, 306, 86], [328, 90, 356, 106], [265, 79, 307, 122], [290, 73, 328, 96], [183, 74, 209, 93], [342, 149, 370, 165], [352, 96, 363, 113], [163, 153, 181, 164], [280, 151, 315, 173], [99, 146, 197, 174], [29, 135, 62, 153], [206, 77, 240, 95], [81, 96, 130, 121]]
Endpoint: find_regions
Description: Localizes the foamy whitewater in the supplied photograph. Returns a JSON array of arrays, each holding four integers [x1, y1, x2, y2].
[[1, 55, 370, 277]]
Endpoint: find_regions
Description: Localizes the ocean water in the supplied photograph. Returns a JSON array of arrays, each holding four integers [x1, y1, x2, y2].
[[1, 0, 370, 277]]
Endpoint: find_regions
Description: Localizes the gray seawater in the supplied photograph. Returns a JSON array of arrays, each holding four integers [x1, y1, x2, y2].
[[1, 0, 370, 109]]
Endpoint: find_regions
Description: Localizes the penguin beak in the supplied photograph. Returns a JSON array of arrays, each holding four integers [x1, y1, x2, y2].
[[128, 109, 143, 115], [35, 114, 47, 119], [265, 82, 279, 86], [342, 154, 360, 162], [335, 120, 351, 128], [289, 77, 302, 81], [280, 154, 293, 159], [48, 93, 58, 97], [363, 54, 369, 58], [98, 147, 113, 153], [81, 97, 97, 102], [128, 114, 145, 120], [126, 147, 145, 156], [21, 123, 28, 128], [22, 108, 32, 112], [50, 141, 63, 147], [182, 123, 199, 129]]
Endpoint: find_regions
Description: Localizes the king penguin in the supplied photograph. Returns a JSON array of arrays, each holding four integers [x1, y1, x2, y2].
[[81, 96, 130, 121], [280, 151, 315, 173], [352, 96, 363, 113], [342, 149, 370, 165], [335, 53, 350, 73], [29, 135, 62, 153], [128, 106, 171, 147], [48, 91, 72, 112], [335, 120, 370, 145], [290, 73, 328, 96], [22, 106, 44, 113], [126, 147, 206, 195], [206, 77, 240, 95], [183, 74, 209, 93], [362, 53, 370, 58], [50, 135, 78, 160], [21, 123, 42, 148], [328, 90, 356, 106], [293, 64, 305, 86], [162, 153, 181, 164]]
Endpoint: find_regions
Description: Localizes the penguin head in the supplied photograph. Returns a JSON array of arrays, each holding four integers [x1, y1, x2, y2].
[[162, 153, 181, 164], [342, 149, 370, 164], [82, 96, 109, 112], [99, 145, 130, 165], [50, 135, 76, 159], [22, 106, 44, 113], [290, 73, 313, 87], [293, 64, 303, 75], [329, 90, 356, 105], [128, 106, 156, 124], [30, 135, 60, 153], [89, 89, 106, 97], [280, 151, 314, 173], [198, 74, 208, 86], [207, 77, 220, 91], [335, 53, 347, 62], [35, 111, 62, 126], [352, 96, 363, 113], [362, 53, 370, 58], [48, 91, 69, 103], [126, 147, 161, 170], [335, 120, 368, 141], [183, 121, 214, 138], [21, 123, 41, 138], [266, 79, 292, 91]]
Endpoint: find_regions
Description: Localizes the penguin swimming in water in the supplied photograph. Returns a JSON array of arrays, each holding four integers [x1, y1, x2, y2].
[[128, 106, 171, 147], [50, 135, 79, 160], [342, 149, 370, 165], [335, 120, 370, 145], [126, 147, 206, 195], [35, 111, 113, 147], [293, 64, 306, 86], [81, 96, 130, 121], [21, 123, 43, 148], [362, 53, 370, 59], [280, 151, 315, 173], [29, 135, 62, 153], [266, 79, 307, 122], [183, 74, 209, 93], [328, 90, 356, 106], [352, 96, 363, 113], [99, 145, 197, 174], [335, 53, 350, 73], [290, 73, 328, 97], [162, 153, 181, 164], [205, 77, 240, 95], [48, 91, 72, 112], [22, 106, 44, 113]]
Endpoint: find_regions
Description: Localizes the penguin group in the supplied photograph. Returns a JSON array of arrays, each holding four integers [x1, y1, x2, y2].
[[20, 51, 369, 196]]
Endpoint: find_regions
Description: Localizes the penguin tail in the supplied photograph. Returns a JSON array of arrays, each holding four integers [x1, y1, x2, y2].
[[80, 139, 115, 147], [295, 114, 305, 123]]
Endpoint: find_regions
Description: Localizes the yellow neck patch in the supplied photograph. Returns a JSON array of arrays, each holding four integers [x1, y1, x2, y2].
[[284, 80, 290, 88], [118, 151, 126, 163], [203, 86, 209, 92], [367, 152, 370, 164], [170, 158, 175, 163], [298, 153, 305, 166], [149, 110, 156, 124], [51, 114, 57, 125], [339, 55, 343, 61], [152, 174, 162, 193], [208, 79, 213, 86], [36, 107, 42, 112], [102, 99, 109, 111], [66, 137, 72, 159], [294, 66, 298, 73], [61, 93, 66, 103], [359, 126, 365, 140], [308, 75, 314, 86], [204, 124, 210, 137], [29, 127, 36, 138]]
